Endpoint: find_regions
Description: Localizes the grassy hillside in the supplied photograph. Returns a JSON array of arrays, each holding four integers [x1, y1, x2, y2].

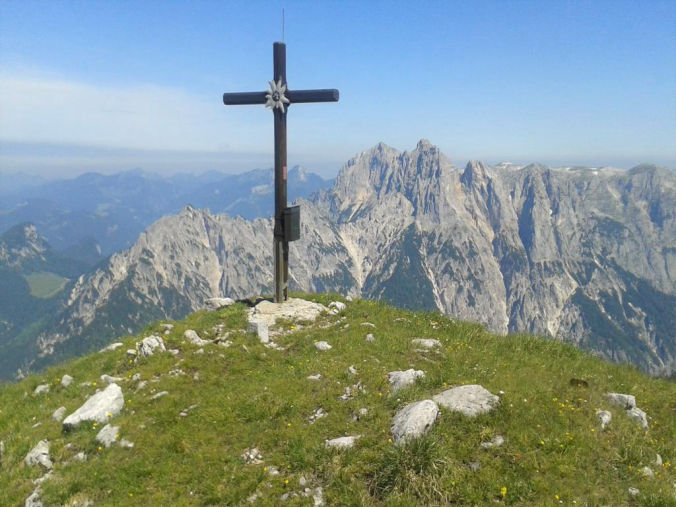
[[0, 295, 674, 505]]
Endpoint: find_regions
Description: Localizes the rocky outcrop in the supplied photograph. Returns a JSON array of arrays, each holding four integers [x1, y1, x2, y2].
[[391, 399, 439, 444]]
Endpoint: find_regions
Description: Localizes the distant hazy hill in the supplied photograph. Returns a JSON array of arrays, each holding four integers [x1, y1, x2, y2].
[[0, 166, 331, 256], [2, 141, 674, 380]]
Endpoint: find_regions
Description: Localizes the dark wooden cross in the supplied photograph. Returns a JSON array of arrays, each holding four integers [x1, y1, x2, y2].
[[223, 42, 339, 303]]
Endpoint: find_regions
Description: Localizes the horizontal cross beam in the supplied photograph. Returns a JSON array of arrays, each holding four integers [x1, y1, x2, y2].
[[223, 89, 339, 106]]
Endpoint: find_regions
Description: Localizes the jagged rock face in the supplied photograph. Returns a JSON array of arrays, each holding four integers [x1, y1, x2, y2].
[[27, 141, 676, 377]]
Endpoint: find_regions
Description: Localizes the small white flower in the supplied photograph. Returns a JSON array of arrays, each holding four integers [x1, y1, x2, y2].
[[265, 78, 290, 113]]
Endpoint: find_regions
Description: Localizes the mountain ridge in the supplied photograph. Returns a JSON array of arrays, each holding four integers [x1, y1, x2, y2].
[[3, 141, 675, 379]]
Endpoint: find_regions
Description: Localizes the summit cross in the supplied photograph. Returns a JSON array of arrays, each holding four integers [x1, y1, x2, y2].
[[222, 42, 339, 303]]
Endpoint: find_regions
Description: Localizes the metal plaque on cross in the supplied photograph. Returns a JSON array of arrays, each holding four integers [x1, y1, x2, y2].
[[222, 42, 339, 303]]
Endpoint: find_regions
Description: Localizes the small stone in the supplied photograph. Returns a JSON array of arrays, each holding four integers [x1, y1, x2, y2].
[[360, 322, 376, 328], [100, 374, 123, 385], [314, 341, 332, 351], [605, 393, 636, 410], [596, 409, 612, 430], [248, 319, 269, 344], [24, 440, 52, 470], [168, 349, 180, 356], [150, 391, 169, 401], [359, 408, 368, 416], [325, 435, 361, 449], [388, 369, 425, 393], [267, 466, 280, 476], [60, 375, 73, 387], [73, 452, 87, 462], [126, 349, 138, 359], [411, 338, 442, 348], [99, 342, 123, 353], [348, 365, 358, 375], [307, 374, 322, 380], [432, 385, 499, 417], [641, 466, 654, 478], [365, 333, 375, 342], [299, 476, 308, 487], [161, 323, 174, 331], [132, 373, 141, 381], [627, 407, 648, 429], [195, 348, 204, 355], [52, 406, 67, 422], [96, 424, 120, 448], [391, 399, 439, 444], [241, 447, 264, 464], [328, 301, 346, 313], [480, 435, 505, 449], [119, 439, 134, 449], [312, 487, 324, 506], [184, 329, 210, 346], [309, 407, 328, 424], [136, 335, 166, 358], [33, 384, 49, 396], [136, 380, 148, 391], [32, 422, 42, 429], [628, 487, 640, 496], [655, 454, 663, 466], [469, 461, 481, 472], [345, 295, 353, 302]]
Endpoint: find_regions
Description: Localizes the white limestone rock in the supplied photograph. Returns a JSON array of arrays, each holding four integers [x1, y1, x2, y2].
[[328, 301, 346, 314], [204, 297, 235, 310], [99, 342, 123, 353], [391, 399, 439, 444], [150, 391, 169, 401], [24, 440, 52, 470], [596, 409, 612, 430], [309, 407, 328, 424], [33, 384, 49, 396], [52, 406, 67, 422], [432, 385, 499, 417], [62, 383, 124, 430], [605, 393, 636, 410], [314, 341, 332, 351], [247, 319, 269, 344], [480, 435, 505, 449], [248, 298, 327, 329], [119, 439, 134, 449], [25, 486, 43, 507], [411, 338, 442, 349], [96, 424, 120, 448], [641, 466, 654, 478], [325, 435, 361, 449], [365, 333, 375, 342], [307, 373, 322, 380], [136, 335, 166, 358], [241, 447, 263, 464], [628, 487, 640, 496], [184, 329, 210, 346], [360, 322, 376, 328], [60, 375, 73, 388], [627, 407, 649, 429], [388, 369, 425, 393], [100, 374, 123, 385]]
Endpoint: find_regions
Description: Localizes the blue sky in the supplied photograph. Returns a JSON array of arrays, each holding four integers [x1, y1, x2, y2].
[[1, 0, 674, 178]]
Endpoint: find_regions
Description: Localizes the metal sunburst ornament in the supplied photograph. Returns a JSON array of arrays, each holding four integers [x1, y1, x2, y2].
[[265, 79, 290, 113]]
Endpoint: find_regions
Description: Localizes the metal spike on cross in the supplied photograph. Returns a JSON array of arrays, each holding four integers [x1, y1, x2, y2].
[[222, 42, 339, 303]]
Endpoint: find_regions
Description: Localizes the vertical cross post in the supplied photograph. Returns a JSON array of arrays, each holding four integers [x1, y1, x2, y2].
[[222, 42, 339, 303], [273, 42, 287, 303]]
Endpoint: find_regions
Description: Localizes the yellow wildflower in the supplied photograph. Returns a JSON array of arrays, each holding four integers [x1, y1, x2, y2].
[[501, 486, 507, 497]]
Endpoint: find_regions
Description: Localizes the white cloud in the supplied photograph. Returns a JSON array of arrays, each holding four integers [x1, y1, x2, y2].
[[0, 73, 270, 152]]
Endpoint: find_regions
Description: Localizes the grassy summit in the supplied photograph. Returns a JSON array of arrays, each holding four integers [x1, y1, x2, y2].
[[1, 294, 674, 505]]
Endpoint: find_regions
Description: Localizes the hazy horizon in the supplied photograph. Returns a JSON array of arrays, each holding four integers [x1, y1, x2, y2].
[[1, 1, 674, 180]]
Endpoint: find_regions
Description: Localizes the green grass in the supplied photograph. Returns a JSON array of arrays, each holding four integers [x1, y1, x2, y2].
[[23, 271, 69, 299], [0, 294, 674, 505]]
